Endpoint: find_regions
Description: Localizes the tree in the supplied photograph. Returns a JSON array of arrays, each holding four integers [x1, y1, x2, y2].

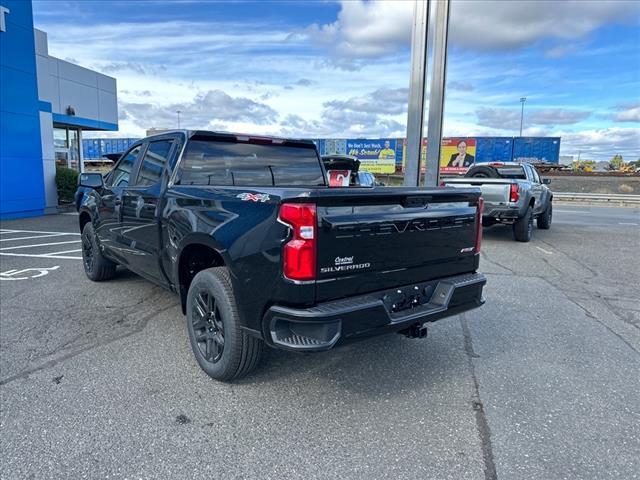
[[610, 154, 624, 170]]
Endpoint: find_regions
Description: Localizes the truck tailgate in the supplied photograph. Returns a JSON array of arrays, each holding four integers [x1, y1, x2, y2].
[[444, 178, 512, 205], [312, 187, 481, 302]]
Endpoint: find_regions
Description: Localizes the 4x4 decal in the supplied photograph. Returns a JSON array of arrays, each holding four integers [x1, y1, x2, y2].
[[236, 193, 270, 202]]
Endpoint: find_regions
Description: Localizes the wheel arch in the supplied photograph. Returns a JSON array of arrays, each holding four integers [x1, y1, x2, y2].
[[517, 190, 535, 216], [175, 235, 230, 314], [79, 210, 92, 233]]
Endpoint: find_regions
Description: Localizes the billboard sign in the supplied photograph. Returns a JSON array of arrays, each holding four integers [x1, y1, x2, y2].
[[346, 139, 397, 174], [402, 137, 477, 174], [440, 138, 476, 174]]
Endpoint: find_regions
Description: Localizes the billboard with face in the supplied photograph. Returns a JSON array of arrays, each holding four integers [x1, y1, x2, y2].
[[401, 137, 477, 174], [440, 138, 476, 174], [346, 139, 397, 174]]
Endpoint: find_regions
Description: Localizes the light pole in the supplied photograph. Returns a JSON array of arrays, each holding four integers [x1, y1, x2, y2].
[[519, 97, 526, 137], [177, 110, 181, 129]]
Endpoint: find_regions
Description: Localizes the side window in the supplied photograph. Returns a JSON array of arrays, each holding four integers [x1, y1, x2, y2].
[[109, 146, 141, 187], [135, 140, 173, 186], [524, 164, 534, 181], [531, 166, 541, 183]]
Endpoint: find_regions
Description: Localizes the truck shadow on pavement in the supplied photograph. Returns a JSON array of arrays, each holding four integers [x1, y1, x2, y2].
[[233, 320, 473, 399], [481, 224, 519, 243]]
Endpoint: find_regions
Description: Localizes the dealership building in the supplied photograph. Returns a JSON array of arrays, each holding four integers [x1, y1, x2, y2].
[[0, 0, 118, 219]]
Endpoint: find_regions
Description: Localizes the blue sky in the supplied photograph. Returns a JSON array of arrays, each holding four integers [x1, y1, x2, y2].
[[32, 0, 640, 160]]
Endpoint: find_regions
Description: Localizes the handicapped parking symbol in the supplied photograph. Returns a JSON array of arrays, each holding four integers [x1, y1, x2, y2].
[[0, 266, 60, 280]]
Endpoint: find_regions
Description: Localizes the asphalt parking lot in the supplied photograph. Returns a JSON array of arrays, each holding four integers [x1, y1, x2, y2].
[[1, 205, 639, 479]]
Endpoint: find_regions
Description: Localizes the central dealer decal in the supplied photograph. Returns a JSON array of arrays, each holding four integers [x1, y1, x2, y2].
[[320, 256, 371, 274]]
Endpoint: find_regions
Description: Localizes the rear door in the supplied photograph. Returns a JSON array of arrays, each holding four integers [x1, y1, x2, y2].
[[314, 188, 481, 302], [120, 137, 177, 283]]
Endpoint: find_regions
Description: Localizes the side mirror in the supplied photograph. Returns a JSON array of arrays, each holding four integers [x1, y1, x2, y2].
[[542, 178, 551, 185], [78, 172, 104, 189]]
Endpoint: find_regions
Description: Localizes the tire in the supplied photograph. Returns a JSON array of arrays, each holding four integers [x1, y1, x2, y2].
[[186, 267, 263, 381], [537, 201, 552, 229], [513, 205, 534, 242], [81, 222, 116, 281], [468, 166, 499, 178]]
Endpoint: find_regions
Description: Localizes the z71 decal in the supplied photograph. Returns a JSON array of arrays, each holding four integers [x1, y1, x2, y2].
[[237, 193, 270, 202]]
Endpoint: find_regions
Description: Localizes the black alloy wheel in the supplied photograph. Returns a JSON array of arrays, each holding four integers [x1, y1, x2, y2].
[[191, 290, 225, 363], [80, 222, 117, 281], [82, 230, 94, 273]]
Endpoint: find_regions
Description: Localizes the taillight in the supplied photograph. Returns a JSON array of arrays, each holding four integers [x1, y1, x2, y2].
[[475, 197, 484, 253], [278, 203, 317, 281], [509, 184, 519, 203]]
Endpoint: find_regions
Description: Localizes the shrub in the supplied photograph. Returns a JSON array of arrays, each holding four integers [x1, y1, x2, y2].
[[55, 166, 78, 203]]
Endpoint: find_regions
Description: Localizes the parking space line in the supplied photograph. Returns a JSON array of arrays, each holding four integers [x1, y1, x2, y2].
[[0, 252, 82, 260], [0, 240, 81, 251], [0, 229, 80, 236], [0, 233, 71, 242], [535, 246, 553, 255], [42, 249, 82, 256]]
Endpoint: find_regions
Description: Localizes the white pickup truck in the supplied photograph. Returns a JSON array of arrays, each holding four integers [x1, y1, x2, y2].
[[444, 162, 553, 242]]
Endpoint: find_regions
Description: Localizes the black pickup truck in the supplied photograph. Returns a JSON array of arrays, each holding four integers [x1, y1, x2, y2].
[[77, 130, 486, 381]]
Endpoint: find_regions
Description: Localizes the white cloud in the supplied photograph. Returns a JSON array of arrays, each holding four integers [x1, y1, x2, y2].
[[448, 81, 474, 92], [119, 90, 278, 132], [558, 127, 640, 159], [303, 0, 639, 64], [476, 107, 591, 129], [304, 1, 414, 61], [450, 0, 637, 50], [613, 103, 640, 122], [324, 88, 409, 115]]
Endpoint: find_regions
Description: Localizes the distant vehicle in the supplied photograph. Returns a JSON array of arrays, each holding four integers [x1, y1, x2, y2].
[[444, 162, 553, 242], [76, 130, 486, 381], [321, 154, 381, 187]]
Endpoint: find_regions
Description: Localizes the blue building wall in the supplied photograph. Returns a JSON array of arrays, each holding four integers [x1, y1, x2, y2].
[[0, 0, 45, 219]]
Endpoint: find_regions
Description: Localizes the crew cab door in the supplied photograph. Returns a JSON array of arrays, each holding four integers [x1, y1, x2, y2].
[[96, 144, 143, 261], [119, 137, 177, 283], [525, 164, 543, 213]]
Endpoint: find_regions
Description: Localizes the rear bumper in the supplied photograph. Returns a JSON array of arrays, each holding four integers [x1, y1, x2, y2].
[[483, 201, 528, 222], [264, 272, 486, 351]]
